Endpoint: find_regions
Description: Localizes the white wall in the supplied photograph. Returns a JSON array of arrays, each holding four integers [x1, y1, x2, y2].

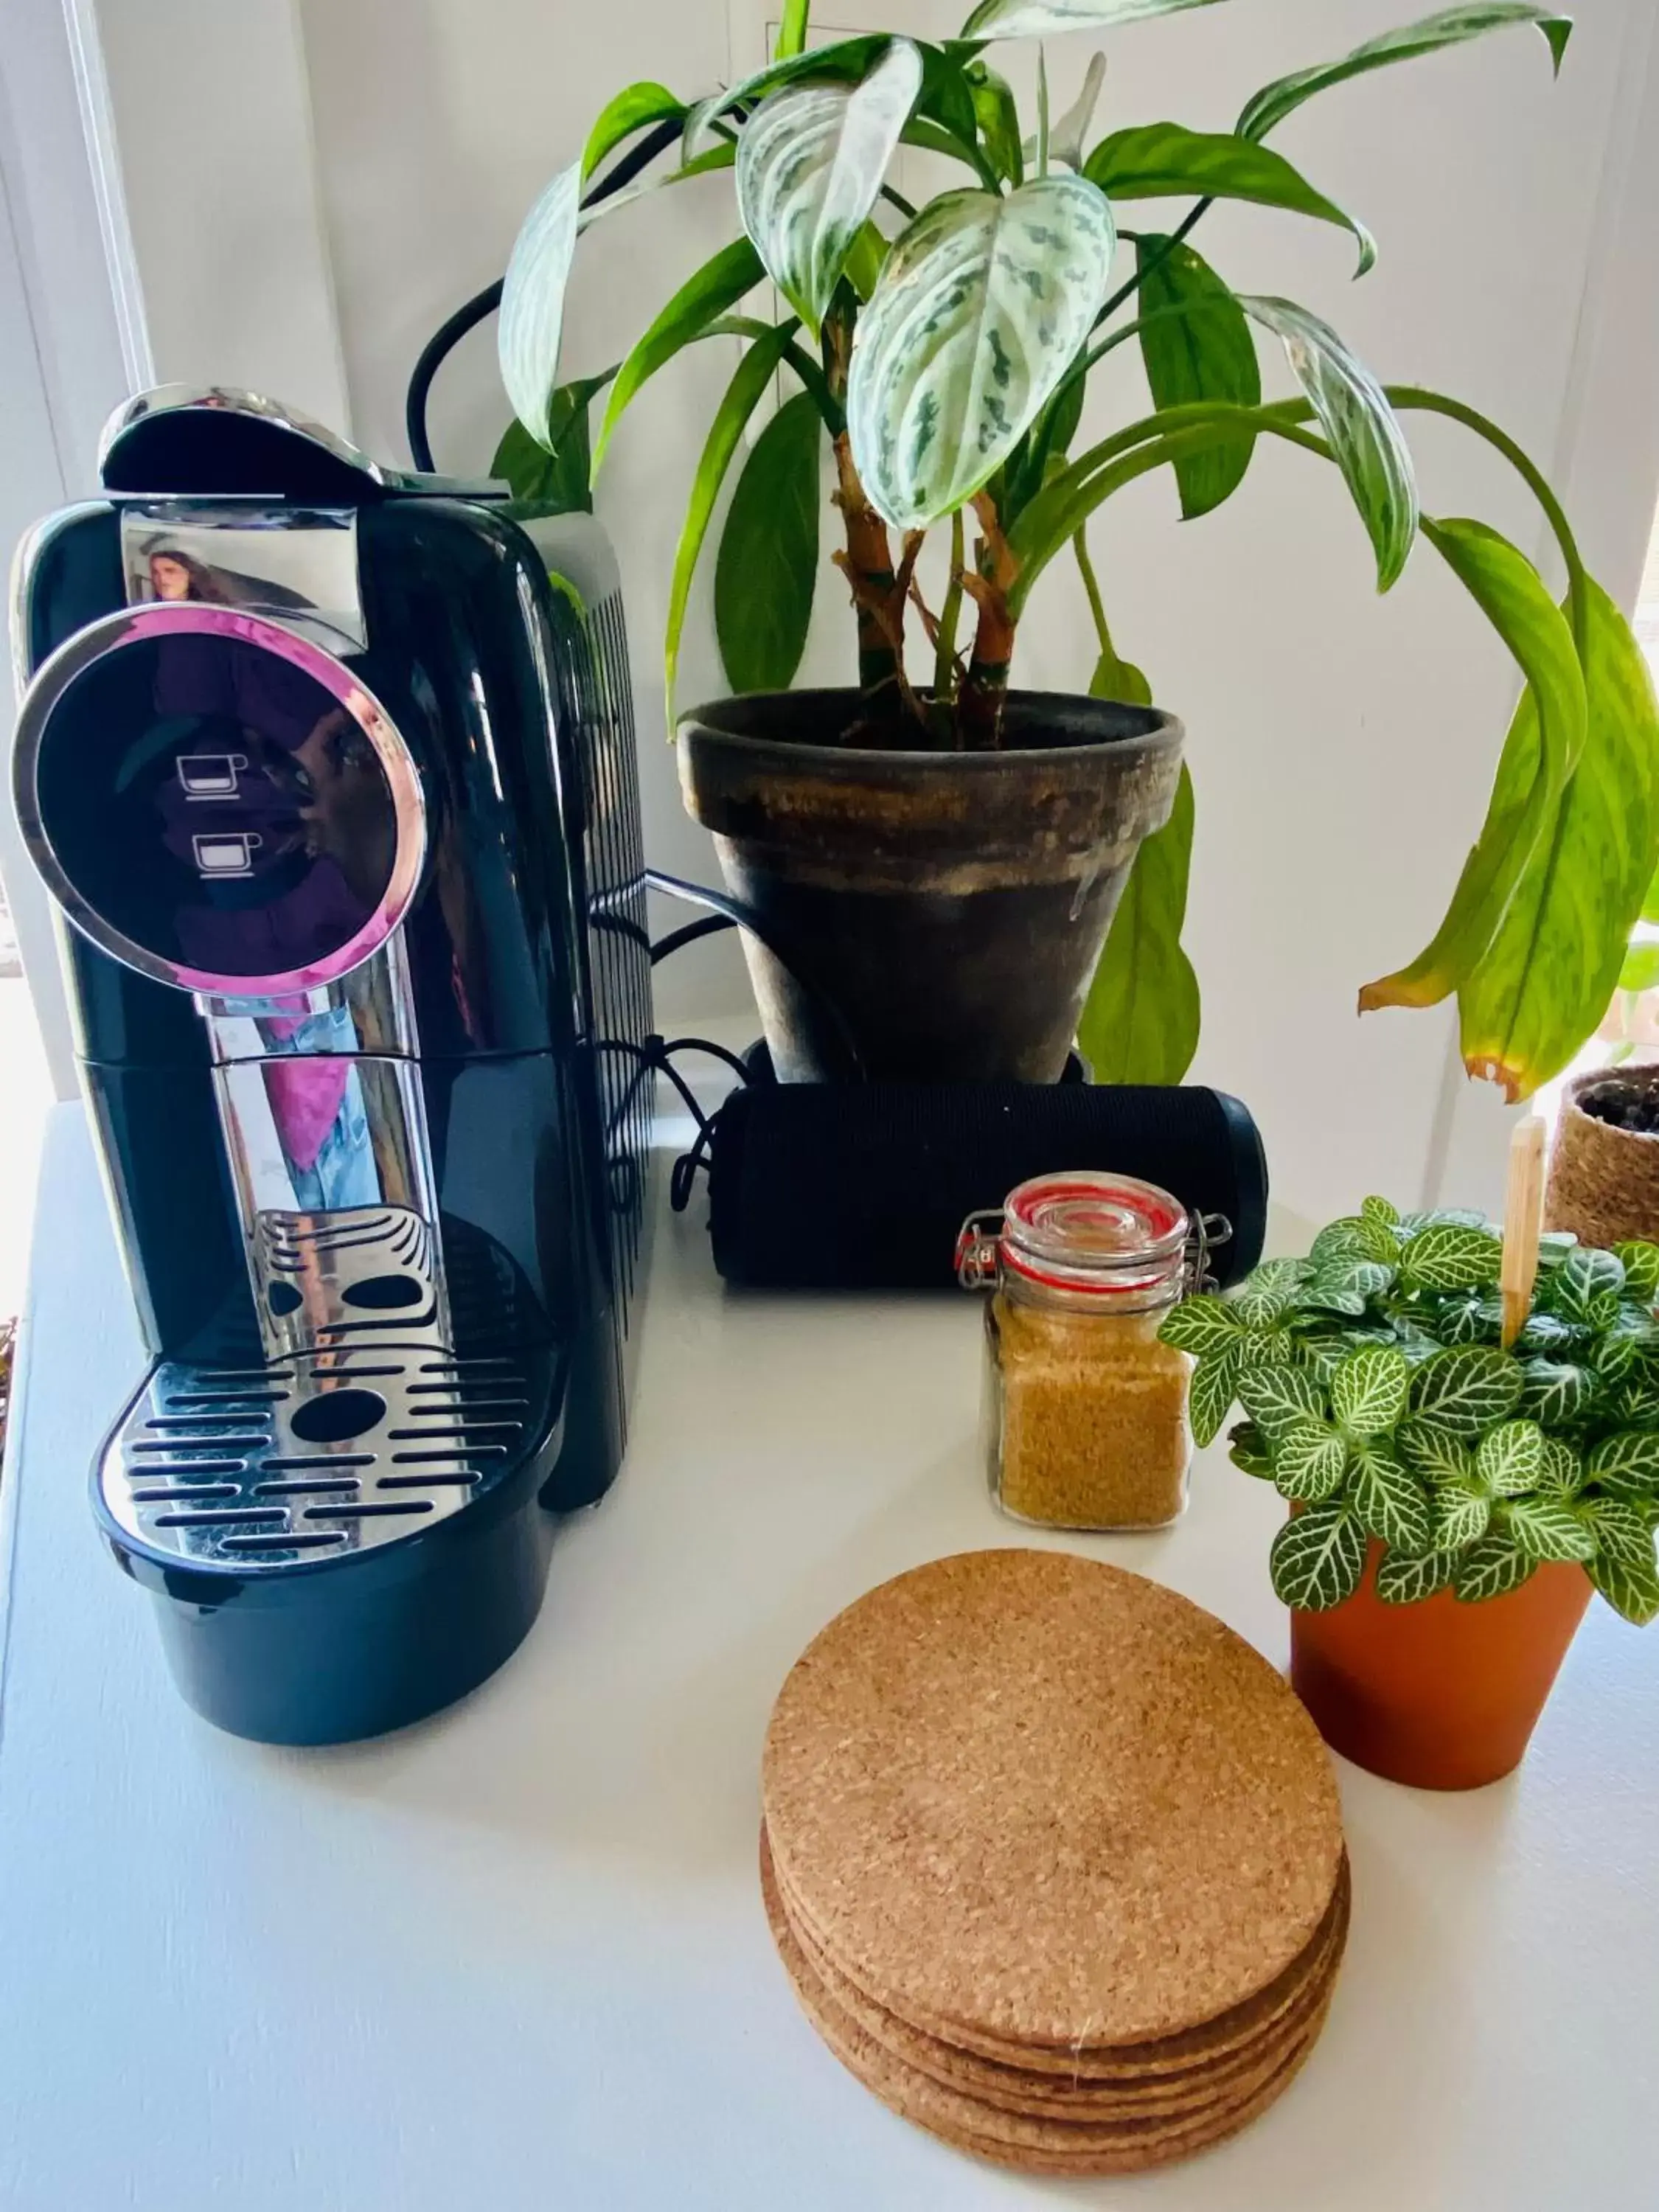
[[43, 0, 1659, 1224]]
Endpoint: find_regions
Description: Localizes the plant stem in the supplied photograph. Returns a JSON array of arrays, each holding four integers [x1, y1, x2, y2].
[[1036, 45, 1051, 178], [959, 493, 1020, 750], [933, 509, 967, 713], [1073, 525, 1112, 659], [1093, 198, 1213, 330], [822, 296, 909, 721], [1384, 385, 1589, 653]]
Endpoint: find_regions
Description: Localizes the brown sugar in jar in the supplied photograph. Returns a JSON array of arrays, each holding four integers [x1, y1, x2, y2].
[[959, 1174, 1195, 1532]]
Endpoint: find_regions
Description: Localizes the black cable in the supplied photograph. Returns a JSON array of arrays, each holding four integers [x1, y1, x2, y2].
[[406, 115, 689, 473], [660, 1034, 752, 1086], [650, 913, 736, 966]]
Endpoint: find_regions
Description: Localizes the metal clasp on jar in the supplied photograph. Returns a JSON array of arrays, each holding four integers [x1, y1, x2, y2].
[[956, 1210, 1006, 1290], [1186, 1213, 1234, 1295]]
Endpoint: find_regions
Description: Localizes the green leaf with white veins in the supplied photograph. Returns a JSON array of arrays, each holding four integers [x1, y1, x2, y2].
[[960, 0, 1227, 39], [1411, 1346, 1523, 1436], [1237, 1363, 1326, 1441], [1230, 1258, 1307, 1328], [1158, 1293, 1240, 1359], [846, 176, 1116, 531], [1520, 1360, 1591, 1429], [1298, 1260, 1393, 1317], [737, 42, 923, 335], [1270, 1503, 1368, 1612], [1238, 7, 1571, 145], [1455, 1534, 1535, 1601], [1087, 130, 1376, 278], [1397, 1418, 1475, 1484], [1580, 1498, 1656, 1567], [1616, 1242, 1659, 1301], [1585, 1430, 1659, 1503], [1189, 1340, 1243, 1448], [1588, 1545, 1659, 1627], [1430, 1478, 1492, 1551], [1399, 1222, 1503, 1293], [1241, 299, 1416, 588], [1549, 1245, 1626, 1329], [1375, 1549, 1459, 1605], [1351, 1447, 1434, 1554], [1476, 1419, 1546, 1496], [1331, 1345, 1410, 1438], [1272, 1422, 1349, 1504], [1537, 1436, 1582, 1498], [1503, 1495, 1596, 1565]]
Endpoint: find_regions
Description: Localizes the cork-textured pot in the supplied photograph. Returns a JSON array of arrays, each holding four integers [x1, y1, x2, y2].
[[678, 690, 1183, 1083], [1290, 1541, 1592, 1790], [1545, 1065, 1659, 1249]]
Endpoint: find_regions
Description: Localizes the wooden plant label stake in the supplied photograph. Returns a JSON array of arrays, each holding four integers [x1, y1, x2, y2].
[[1501, 1116, 1547, 1349]]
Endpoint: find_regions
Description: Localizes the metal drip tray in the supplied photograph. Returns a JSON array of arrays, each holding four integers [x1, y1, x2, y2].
[[101, 1343, 551, 1569]]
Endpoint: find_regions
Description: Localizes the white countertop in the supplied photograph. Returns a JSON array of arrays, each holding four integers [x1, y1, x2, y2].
[[1, 1102, 1656, 2211]]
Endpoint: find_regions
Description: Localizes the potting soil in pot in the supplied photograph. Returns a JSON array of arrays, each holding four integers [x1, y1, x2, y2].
[[759, 1550, 1349, 2175]]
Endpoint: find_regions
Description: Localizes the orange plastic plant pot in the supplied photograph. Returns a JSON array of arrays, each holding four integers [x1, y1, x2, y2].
[[1290, 1541, 1593, 1790]]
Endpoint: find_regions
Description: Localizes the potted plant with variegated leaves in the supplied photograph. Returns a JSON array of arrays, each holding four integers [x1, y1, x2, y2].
[[495, 0, 1658, 1093], [1160, 1199, 1659, 1788]]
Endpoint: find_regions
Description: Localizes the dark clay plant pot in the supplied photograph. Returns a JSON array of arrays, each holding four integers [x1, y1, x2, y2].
[[1290, 1540, 1593, 1790], [677, 689, 1185, 1082]]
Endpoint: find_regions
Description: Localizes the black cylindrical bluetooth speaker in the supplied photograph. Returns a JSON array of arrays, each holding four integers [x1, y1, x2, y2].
[[700, 1082, 1267, 1293]]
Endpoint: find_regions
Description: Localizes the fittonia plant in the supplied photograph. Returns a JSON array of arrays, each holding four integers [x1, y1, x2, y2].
[[497, 1, 1659, 1102], [1159, 1199, 1659, 1625]]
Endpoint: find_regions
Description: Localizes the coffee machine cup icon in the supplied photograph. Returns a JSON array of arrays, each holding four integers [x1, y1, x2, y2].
[[178, 752, 248, 800], [192, 830, 262, 879]]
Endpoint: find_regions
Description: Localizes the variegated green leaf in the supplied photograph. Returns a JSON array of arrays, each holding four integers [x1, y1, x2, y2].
[[1454, 1534, 1536, 1603], [1320, 1211, 1400, 1265], [1300, 1260, 1394, 1316], [1270, 1503, 1368, 1612], [1615, 1241, 1659, 1302], [1361, 1194, 1401, 1231], [1436, 1293, 1504, 1346], [1411, 1346, 1523, 1436], [1237, 1363, 1326, 1441], [1536, 1231, 1579, 1270], [1593, 1310, 1656, 1385], [1399, 1222, 1504, 1293], [1238, 7, 1571, 144], [1158, 1293, 1242, 1358], [1549, 1245, 1627, 1329], [1518, 1360, 1590, 1430], [1295, 1335, 1357, 1389], [1430, 1477, 1492, 1551], [1587, 1543, 1659, 1626], [1331, 1345, 1410, 1439], [1230, 1258, 1307, 1328], [960, 0, 1225, 38], [1397, 1417, 1475, 1484], [1503, 1494, 1596, 1564], [1238, 1328, 1295, 1370], [1518, 1310, 1578, 1355], [1047, 52, 1107, 169], [1619, 1374, 1659, 1430], [1241, 297, 1416, 588], [1272, 1421, 1349, 1504], [683, 35, 890, 156], [1350, 1447, 1433, 1555], [1189, 1340, 1243, 1447], [1398, 1207, 1489, 1236], [1228, 1421, 1275, 1478], [1537, 1436, 1582, 1498], [737, 41, 922, 335], [846, 175, 1115, 530], [1476, 1418, 1546, 1497], [1584, 1429, 1659, 1503], [1375, 1548, 1459, 1605], [1580, 1498, 1657, 1567], [499, 159, 583, 448]]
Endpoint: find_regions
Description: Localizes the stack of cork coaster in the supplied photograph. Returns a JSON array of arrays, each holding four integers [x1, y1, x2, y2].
[[760, 1550, 1348, 2177]]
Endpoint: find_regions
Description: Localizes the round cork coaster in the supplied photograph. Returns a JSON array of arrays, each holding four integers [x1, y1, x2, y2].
[[762, 1550, 1345, 2051], [765, 1827, 1349, 2116], [772, 1826, 1351, 2081], [764, 1828, 1335, 2176]]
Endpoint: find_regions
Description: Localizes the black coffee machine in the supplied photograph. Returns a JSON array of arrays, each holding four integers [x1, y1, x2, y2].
[[10, 386, 653, 1745]]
